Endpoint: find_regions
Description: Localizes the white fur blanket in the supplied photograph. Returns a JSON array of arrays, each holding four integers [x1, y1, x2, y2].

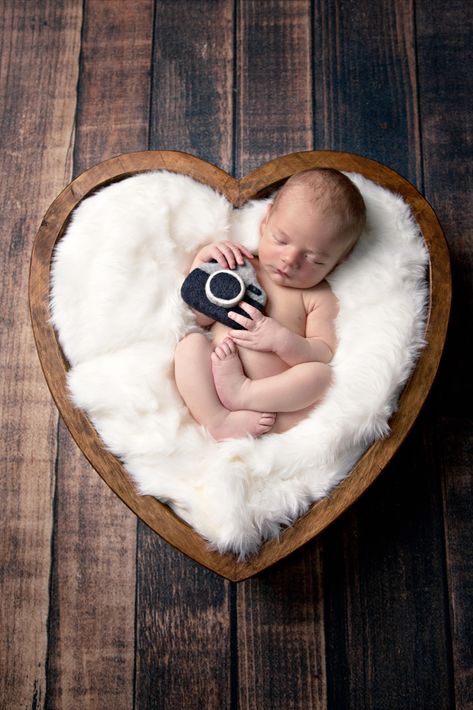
[[50, 171, 428, 556]]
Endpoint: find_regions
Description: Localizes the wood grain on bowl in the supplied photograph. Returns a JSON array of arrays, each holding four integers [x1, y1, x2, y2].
[[29, 149, 451, 581]]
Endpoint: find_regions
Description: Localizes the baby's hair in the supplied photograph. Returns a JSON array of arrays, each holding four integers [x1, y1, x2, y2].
[[273, 167, 367, 242]]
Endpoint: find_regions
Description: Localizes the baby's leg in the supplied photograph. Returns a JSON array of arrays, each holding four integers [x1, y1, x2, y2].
[[211, 338, 331, 413], [174, 332, 276, 441]]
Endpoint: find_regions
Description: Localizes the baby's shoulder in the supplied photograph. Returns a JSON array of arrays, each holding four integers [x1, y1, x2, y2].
[[302, 280, 338, 314]]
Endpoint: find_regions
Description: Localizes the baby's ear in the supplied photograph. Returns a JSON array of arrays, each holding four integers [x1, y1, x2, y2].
[[338, 240, 356, 264], [259, 203, 272, 234], [262, 202, 272, 224]]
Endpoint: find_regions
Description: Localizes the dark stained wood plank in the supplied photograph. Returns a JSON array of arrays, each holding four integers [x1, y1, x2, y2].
[[0, 1, 82, 708], [150, 0, 234, 172], [45, 1, 154, 707], [235, 2, 327, 708], [324, 415, 453, 709], [438, 418, 473, 708], [313, 0, 454, 706], [416, 1, 473, 705], [314, 0, 421, 181], [136, 535, 233, 710], [47, 434, 138, 709], [73, 0, 153, 170], [238, 546, 326, 710], [236, 0, 313, 176], [135, 2, 235, 707]]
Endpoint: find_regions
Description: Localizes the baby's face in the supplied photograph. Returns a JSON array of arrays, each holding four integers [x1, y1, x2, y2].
[[258, 193, 351, 289]]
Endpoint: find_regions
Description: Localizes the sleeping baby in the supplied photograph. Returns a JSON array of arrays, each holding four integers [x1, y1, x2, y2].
[[174, 168, 366, 441]]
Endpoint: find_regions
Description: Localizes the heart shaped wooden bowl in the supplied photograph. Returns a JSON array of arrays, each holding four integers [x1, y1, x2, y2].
[[29, 150, 451, 581]]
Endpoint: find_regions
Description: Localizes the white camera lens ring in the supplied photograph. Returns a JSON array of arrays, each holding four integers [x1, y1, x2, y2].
[[205, 269, 245, 307]]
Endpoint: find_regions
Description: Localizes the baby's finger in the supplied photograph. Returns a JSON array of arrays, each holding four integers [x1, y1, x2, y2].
[[230, 334, 258, 351], [228, 332, 249, 347], [238, 301, 261, 320], [215, 243, 239, 269], [235, 243, 254, 260], [209, 245, 231, 268], [228, 311, 253, 328], [228, 331, 245, 343], [224, 242, 247, 266]]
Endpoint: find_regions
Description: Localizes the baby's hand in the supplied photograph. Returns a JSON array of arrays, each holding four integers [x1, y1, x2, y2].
[[228, 302, 283, 352], [196, 241, 254, 270]]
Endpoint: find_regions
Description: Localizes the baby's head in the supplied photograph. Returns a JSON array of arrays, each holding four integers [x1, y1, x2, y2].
[[259, 168, 366, 288]]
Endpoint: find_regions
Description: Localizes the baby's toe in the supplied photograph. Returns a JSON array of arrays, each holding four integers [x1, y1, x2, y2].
[[211, 347, 224, 362], [222, 337, 236, 353], [223, 341, 234, 356], [259, 413, 276, 433]]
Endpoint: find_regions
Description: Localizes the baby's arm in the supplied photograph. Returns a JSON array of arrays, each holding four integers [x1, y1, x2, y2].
[[276, 287, 338, 365], [275, 301, 336, 365], [228, 288, 338, 365], [187, 241, 254, 326]]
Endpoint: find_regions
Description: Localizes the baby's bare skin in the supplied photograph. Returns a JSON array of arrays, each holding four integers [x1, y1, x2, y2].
[[209, 257, 337, 433], [174, 170, 364, 441], [174, 331, 276, 440]]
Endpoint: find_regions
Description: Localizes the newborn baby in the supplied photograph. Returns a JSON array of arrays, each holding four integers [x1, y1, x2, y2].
[[174, 168, 366, 441]]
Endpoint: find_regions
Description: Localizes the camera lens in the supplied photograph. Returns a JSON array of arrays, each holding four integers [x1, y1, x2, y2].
[[205, 270, 245, 307]]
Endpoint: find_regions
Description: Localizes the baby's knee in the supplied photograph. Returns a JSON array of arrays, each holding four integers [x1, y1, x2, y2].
[[174, 331, 211, 362], [307, 361, 332, 393], [317, 361, 332, 382]]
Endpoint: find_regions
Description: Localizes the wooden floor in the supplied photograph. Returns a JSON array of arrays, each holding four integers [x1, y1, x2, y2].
[[1, 1, 472, 708]]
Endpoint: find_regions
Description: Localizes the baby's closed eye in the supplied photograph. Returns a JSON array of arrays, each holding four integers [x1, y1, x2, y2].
[[305, 254, 324, 265]]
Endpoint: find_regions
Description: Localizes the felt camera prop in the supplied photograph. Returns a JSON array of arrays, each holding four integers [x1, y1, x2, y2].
[[181, 259, 267, 329]]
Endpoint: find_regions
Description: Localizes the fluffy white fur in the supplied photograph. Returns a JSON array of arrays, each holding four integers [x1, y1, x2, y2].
[[50, 170, 428, 556]]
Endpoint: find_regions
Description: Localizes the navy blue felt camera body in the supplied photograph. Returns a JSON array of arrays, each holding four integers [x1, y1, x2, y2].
[[180, 259, 267, 329]]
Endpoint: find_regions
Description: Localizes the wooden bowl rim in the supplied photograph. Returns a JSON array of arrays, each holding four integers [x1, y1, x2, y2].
[[29, 149, 451, 582]]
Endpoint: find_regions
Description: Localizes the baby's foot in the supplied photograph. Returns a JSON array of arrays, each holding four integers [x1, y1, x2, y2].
[[207, 409, 276, 442], [211, 337, 252, 411]]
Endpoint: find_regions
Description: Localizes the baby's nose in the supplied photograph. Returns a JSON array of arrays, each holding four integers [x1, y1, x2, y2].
[[283, 248, 300, 267]]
